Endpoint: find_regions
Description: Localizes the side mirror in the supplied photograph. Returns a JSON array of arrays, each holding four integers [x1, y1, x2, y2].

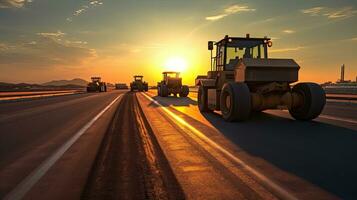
[[208, 41, 214, 50]]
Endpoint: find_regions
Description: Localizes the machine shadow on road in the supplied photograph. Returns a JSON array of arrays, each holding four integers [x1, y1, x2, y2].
[[149, 95, 197, 107], [201, 111, 357, 199]]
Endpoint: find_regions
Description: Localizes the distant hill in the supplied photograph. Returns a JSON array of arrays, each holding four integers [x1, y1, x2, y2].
[[42, 78, 88, 87], [0, 81, 85, 92]]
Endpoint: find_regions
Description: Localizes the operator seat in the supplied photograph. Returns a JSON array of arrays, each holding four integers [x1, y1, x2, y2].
[[243, 48, 252, 58], [225, 56, 239, 70]]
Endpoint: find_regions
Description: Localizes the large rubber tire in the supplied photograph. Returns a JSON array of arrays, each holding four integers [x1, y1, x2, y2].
[[157, 86, 161, 96], [179, 85, 189, 97], [160, 85, 168, 97], [198, 86, 210, 112], [289, 82, 326, 120], [220, 82, 251, 122]]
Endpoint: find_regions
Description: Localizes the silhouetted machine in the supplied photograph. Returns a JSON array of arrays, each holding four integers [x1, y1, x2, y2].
[[130, 75, 148, 92], [157, 71, 189, 97], [115, 83, 129, 89], [86, 77, 107, 92], [195, 34, 326, 121]]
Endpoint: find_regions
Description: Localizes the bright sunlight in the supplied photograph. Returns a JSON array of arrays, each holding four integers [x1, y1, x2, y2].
[[164, 57, 188, 72]]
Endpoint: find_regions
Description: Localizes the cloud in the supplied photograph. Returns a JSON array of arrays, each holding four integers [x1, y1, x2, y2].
[[90, 0, 103, 6], [74, 8, 86, 16], [0, 43, 8, 51], [66, 40, 88, 45], [282, 29, 295, 34], [37, 31, 66, 38], [0, 42, 16, 50], [206, 14, 226, 21], [0, 0, 32, 9], [324, 7, 357, 19], [67, 0, 104, 22], [270, 46, 304, 53], [301, 7, 325, 16], [301, 6, 357, 19], [0, 31, 96, 67], [206, 4, 255, 21]]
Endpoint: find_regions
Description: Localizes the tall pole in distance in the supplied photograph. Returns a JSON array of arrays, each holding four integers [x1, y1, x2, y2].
[[210, 49, 213, 71], [341, 64, 345, 82]]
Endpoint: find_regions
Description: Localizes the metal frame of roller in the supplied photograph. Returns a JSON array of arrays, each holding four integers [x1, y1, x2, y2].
[[87, 77, 107, 92], [130, 75, 148, 92], [157, 71, 189, 97], [196, 34, 326, 121]]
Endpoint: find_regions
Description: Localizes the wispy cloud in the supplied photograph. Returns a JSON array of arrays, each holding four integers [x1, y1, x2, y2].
[[37, 31, 66, 38], [0, 31, 95, 67], [74, 8, 87, 16], [0, 43, 9, 50], [66, 40, 88, 45], [282, 29, 295, 34], [37, 31, 89, 47], [301, 7, 325, 16], [206, 4, 255, 21], [301, 6, 357, 19], [67, 0, 104, 22], [0, 0, 32, 9], [270, 46, 304, 53], [325, 7, 357, 19], [89, 0, 103, 6]]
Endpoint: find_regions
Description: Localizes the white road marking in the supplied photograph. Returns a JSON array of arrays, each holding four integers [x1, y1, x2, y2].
[[319, 114, 357, 124], [142, 93, 298, 200], [4, 94, 123, 200], [277, 110, 357, 125]]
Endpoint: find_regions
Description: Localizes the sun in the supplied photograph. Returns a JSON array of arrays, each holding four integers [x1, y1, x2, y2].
[[164, 57, 188, 72]]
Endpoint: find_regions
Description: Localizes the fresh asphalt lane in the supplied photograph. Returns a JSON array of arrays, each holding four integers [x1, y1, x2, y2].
[[0, 90, 126, 198], [146, 89, 357, 199]]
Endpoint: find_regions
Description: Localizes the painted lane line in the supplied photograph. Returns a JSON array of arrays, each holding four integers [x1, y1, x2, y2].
[[141, 93, 298, 200], [278, 110, 357, 125], [4, 94, 123, 200], [319, 114, 357, 124]]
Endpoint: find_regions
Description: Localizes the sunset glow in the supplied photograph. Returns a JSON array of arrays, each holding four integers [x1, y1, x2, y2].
[[164, 57, 188, 73], [0, 0, 356, 85]]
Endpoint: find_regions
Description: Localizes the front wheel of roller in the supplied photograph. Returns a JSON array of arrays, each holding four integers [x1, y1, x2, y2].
[[179, 85, 189, 97], [220, 82, 251, 122], [157, 86, 161, 96], [198, 86, 210, 112], [160, 85, 168, 97]]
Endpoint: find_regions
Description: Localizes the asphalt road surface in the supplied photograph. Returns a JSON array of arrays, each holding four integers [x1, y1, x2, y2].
[[0, 89, 356, 199], [0, 91, 124, 199]]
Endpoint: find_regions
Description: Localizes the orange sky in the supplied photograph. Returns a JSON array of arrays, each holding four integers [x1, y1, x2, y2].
[[0, 0, 356, 85]]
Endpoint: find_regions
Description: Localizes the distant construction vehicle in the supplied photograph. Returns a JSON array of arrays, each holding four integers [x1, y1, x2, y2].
[[87, 77, 107, 92], [130, 75, 148, 92], [115, 83, 129, 90], [157, 71, 189, 97], [196, 34, 326, 121]]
